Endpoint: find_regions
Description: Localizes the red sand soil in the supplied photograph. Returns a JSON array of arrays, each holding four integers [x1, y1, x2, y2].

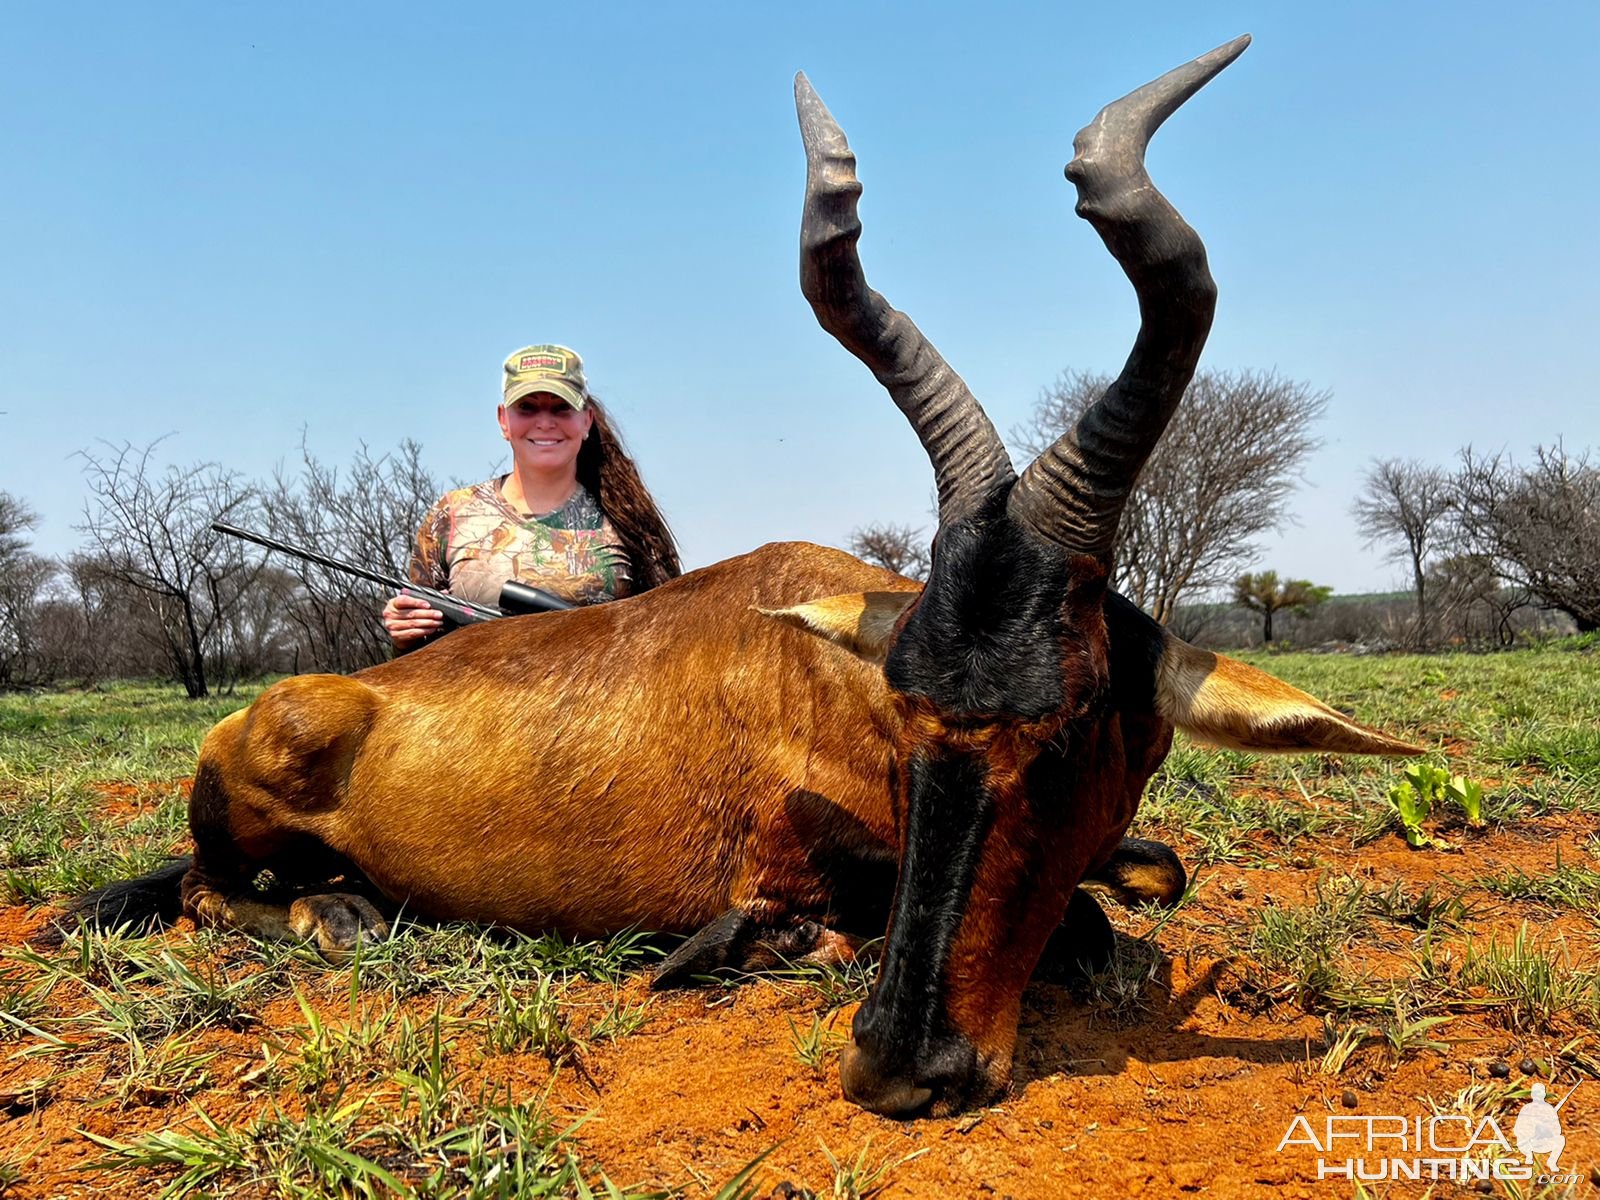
[[3, 820, 1599, 1197], [88, 779, 191, 827]]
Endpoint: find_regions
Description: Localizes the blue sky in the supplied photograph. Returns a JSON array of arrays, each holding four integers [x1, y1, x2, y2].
[[4, 2, 1596, 595]]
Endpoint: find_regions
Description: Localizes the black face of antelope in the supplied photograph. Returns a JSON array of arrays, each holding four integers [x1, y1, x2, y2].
[[794, 35, 1412, 1117]]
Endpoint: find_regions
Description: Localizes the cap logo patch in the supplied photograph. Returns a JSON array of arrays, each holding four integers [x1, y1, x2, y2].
[[518, 354, 565, 372]]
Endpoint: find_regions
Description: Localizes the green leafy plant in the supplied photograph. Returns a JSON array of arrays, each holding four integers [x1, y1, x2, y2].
[[1388, 775, 1438, 849], [1387, 763, 1486, 848], [1445, 773, 1485, 826]]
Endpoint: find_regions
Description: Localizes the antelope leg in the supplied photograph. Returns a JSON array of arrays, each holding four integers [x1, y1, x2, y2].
[[651, 909, 856, 989]]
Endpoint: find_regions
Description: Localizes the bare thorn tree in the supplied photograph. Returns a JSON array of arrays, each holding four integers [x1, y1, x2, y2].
[[76, 440, 264, 697], [58, 552, 167, 681], [1426, 552, 1531, 647], [0, 492, 55, 687], [1453, 444, 1600, 633], [849, 522, 930, 581], [0, 491, 39, 560], [262, 435, 442, 672], [1012, 367, 1325, 622], [1351, 458, 1454, 648]]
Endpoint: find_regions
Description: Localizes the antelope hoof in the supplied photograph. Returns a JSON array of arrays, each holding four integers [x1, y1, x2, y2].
[[652, 910, 853, 989], [1035, 889, 1117, 985], [799, 927, 862, 970], [1085, 837, 1188, 909], [287, 893, 389, 963]]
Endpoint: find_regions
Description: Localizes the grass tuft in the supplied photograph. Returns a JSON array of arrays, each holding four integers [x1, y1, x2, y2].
[[1460, 926, 1600, 1033], [1246, 877, 1379, 1010]]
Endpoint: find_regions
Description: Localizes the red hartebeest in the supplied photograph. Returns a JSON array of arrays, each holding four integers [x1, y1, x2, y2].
[[63, 37, 1419, 1117]]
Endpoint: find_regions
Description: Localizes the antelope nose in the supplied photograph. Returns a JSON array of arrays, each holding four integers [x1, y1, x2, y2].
[[838, 1025, 982, 1118], [839, 1043, 934, 1117]]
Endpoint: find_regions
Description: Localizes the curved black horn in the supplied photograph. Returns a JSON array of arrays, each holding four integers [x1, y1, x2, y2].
[[1007, 35, 1251, 558], [795, 73, 1015, 526]]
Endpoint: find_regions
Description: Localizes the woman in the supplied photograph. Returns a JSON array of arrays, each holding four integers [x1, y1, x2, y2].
[[383, 344, 680, 649]]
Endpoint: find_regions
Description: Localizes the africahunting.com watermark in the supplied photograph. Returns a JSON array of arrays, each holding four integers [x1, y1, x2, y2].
[[1275, 1083, 1583, 1184]]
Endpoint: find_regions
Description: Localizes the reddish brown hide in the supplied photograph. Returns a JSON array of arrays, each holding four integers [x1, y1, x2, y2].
[[62, 39, 1427, 1121], [69, 532, 1399, 959], [789, 36, 1423, 1118], [61, 532, 1413, 1116], [183, 543, 915, 948]]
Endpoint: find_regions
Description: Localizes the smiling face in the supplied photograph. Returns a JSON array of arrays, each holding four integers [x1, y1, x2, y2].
[[498, 392, 593, 475]]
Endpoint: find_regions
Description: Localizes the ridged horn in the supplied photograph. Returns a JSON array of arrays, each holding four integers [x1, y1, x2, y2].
[[795, 72, 1015, 526], [1007, 34, 1251, 558]]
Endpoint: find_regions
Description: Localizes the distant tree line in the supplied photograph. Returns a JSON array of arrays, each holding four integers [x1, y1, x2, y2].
[[1352, 444, 1597, 648], [0, 436, 440, 696], [4, 378, 1593, 693], [849, 366, 1595, 652]]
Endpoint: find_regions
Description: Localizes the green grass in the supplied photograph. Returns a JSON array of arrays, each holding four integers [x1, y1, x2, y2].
[[0, 680, 265, 783], [4, 652, 1599, 1195], [1245, 876, 1382, 1009], [815, 1137, 927, 1200], [0, 681, 263, 903], [1477, 854, 1600, 916], [788, 1013, 848, 1072], [1237, 862, 1600, 1033], [87, 1084, 662, 1199], [1460, 926, 1600, 1033], [1071, 933, 1166, 1020], [1235, 644, 1599, 774], [1364, 880, 1479, 932], [760, 947, 879, 1013], [0, 787, 185, 903], [18, 918, 674, 1195], [1134, 647, 1599, 866]]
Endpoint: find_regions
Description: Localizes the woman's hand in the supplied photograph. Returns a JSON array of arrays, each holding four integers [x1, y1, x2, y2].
[[383, 592, 445, 647]]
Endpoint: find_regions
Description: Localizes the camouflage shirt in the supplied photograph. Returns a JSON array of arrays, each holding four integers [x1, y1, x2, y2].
[[408, 479, 631, 607]]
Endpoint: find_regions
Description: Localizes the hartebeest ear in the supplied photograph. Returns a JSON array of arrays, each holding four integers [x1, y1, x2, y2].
[[1157, 634, 1423, 756], [756, 591, 919, 664]]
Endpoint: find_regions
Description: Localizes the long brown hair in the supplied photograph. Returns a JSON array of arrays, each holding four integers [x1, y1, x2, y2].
[[576, 395, 681, 591]]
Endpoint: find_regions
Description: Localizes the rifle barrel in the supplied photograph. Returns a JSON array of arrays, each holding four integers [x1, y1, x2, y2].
[[210, 521, 501, 619], [212, 522, 402, 590]]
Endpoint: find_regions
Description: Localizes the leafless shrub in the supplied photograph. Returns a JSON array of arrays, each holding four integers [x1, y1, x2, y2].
[[261, 435, 442, 672], [849, 523, 930, 581], [1426, 554, 1532, 648], [0, 492, 56, 687], [1351, 459, 1454, 649], [39, 554, 168, 682], [75, 440, 265, 697], [1453, 444, 1599, 634]]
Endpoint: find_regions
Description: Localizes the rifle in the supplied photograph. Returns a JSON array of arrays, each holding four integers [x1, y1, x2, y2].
[[211, 521, 575, 632]]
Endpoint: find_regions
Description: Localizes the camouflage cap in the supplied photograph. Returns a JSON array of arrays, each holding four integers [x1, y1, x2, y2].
[[502, 344, 588, 410]]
